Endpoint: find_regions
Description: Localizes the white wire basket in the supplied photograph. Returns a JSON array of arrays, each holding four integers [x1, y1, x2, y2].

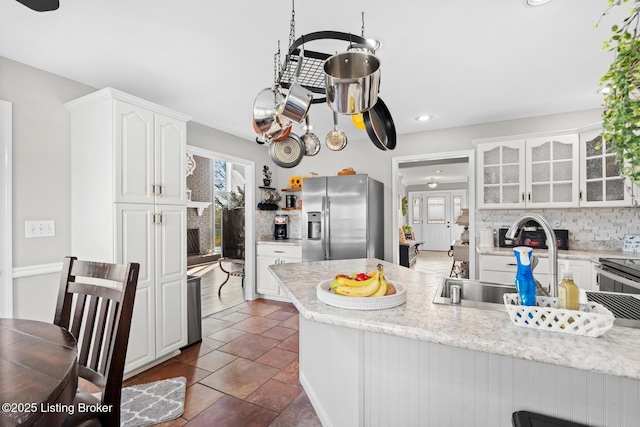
[[503, 293, 615, 338]]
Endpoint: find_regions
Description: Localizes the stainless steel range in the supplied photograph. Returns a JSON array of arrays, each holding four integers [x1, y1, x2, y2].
[[590, 258, 640, 328], [595, 258, 640, 294]]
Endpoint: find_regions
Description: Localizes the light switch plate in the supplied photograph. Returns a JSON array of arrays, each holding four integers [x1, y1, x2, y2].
[[25, 220, 55, 238]]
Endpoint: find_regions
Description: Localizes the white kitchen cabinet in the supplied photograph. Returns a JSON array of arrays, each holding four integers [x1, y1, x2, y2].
[[525, 134, 579, 208], [579, 128, 635, 207], [115, 97, 186, 205], [479, 254, 595, 291], [256, 244, 301, 301], [478, 129, 635, 209], [478, 135, 579, 209], [477, 140, 526, 208], [66, 88, 191, 376]]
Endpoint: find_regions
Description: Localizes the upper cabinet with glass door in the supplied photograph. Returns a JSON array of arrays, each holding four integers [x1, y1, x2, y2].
[[477, 140, 526, 209], [477, 134, 579, 209], [579, 129, 635, 207], [477, 128, 635, 209], [525, 134, 579, 208]]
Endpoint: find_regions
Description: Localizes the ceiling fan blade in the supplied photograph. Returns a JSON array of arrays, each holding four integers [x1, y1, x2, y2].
[[16, 0, 59, 12]]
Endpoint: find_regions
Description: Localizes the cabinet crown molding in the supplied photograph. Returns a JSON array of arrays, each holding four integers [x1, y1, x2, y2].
[[64, 87, 192, 122], [472, 121, 603, 147]]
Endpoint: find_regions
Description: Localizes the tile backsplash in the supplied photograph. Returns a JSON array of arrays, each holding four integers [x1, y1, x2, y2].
[[476, 207, 640, 251], [256, 210, 302, 240], [256, 207, 639, 251]]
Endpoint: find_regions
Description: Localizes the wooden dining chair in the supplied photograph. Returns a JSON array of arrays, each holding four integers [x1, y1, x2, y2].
[[54, 256, 140, 427]]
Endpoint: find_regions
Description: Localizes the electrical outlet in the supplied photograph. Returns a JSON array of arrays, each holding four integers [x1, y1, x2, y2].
[[25, 220, 55, 238], [553, 220, 561, 229]]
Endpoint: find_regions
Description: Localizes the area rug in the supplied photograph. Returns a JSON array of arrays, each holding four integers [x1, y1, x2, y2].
[[119, 376, 186, 427]]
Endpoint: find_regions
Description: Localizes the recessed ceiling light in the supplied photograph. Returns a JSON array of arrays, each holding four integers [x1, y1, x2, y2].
[[435, 170, 441, 174], [415, 115, 433, 122], [525, 0, 552, 6]]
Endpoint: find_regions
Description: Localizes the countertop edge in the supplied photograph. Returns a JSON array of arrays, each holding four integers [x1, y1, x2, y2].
[[270, 259, 640, 381], [476, 246, 639, 262], [257, 238, 302, 247]]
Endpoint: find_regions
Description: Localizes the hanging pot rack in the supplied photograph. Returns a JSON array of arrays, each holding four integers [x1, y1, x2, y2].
[[253, 2, 396, 161], [278, 31, 371, 105]]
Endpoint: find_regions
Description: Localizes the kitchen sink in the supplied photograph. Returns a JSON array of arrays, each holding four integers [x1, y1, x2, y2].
[[433, 278, 640, 328], [432, 277, 516, 311]]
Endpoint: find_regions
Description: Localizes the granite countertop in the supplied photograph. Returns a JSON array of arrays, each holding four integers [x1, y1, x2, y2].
[[269, 258, 640, 380], [477, 246, 639, 262], [257, 237, 302, 246]]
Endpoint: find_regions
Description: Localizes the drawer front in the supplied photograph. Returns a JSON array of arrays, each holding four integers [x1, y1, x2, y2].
[[480, 254, 550, 274], [257, 244, 302, 260]]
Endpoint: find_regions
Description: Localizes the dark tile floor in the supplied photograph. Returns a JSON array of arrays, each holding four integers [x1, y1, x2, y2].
[[122, 299, 322, 427]]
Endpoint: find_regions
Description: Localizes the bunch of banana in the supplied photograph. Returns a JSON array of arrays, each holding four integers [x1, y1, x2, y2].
[[330, 264, 389, 297]]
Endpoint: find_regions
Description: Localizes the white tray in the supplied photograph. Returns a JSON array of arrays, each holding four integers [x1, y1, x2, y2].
[[316, 279, 407, 310], [503, 293, 615, 338]]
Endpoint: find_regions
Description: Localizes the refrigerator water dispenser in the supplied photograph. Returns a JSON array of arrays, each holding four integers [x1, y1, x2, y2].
[[307, 212, 321, 239]]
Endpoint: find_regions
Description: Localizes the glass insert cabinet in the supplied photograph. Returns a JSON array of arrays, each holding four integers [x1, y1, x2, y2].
[[477, 130, 634, 209], [579, 129, 633, 207]]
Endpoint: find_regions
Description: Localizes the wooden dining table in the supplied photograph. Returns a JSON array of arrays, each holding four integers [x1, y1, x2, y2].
[[0, 318, 78, 427]]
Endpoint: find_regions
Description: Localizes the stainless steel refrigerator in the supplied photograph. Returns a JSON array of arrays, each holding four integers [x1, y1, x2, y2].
[[302, 174, 384, 261]]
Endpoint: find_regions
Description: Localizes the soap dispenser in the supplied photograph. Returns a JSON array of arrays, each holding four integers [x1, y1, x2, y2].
[[558, 269, 579, 310], [513, 246, 536, 306]]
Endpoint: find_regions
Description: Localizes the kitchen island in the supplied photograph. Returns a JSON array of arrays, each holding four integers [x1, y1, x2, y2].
[[269, 258, 640, 427]]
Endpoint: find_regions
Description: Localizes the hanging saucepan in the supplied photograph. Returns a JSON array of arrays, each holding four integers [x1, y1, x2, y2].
[[272, 124, 292, 142], [363, 97, 396, 151], [301, 115, 320, 156], [270, 133, 305, 168], [253, 119, 289, 144], [252, 85, 292, 141], [326, 111, 348, 151], [279, 45, 313, 123], [324, 50, 380, 114]]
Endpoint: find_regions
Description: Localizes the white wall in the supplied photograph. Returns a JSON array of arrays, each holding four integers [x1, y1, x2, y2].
[[0, 54, 609, 318], [278, 109, 604, 260], [0, 56, 271, 320]]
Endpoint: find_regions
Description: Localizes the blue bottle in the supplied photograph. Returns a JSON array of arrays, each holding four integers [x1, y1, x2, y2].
[[513, 246, 536, 306]]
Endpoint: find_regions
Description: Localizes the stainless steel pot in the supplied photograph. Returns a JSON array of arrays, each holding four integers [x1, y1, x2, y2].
[[279, 47, 313, 123], [324, 51, 380, 114], [252, 86, 292, 141]]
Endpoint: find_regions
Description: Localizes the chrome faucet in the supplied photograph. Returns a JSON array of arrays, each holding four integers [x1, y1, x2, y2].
[[506, 213, 558, 297]]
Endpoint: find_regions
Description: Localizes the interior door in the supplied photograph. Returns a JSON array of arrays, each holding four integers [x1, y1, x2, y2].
[[422, 193, 452, 251], [410, 190, 467, 251]]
